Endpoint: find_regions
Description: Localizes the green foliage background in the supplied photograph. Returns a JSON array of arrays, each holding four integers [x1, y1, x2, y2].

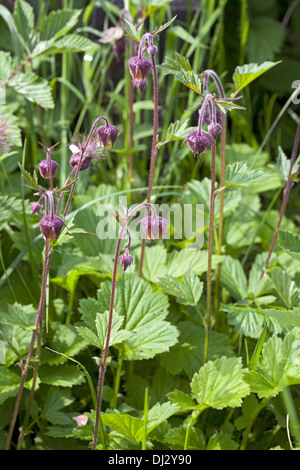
[[0, 0, 300, 450]]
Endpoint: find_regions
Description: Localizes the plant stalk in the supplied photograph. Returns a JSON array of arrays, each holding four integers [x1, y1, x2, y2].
[[204, 137, 216, 363], [138, 49, 159, 277]]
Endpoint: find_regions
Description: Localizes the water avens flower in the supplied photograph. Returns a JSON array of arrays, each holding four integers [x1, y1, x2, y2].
[[31, 202, 42, 215], [208, 122, 222, 139], [141, 215, 167, 240], [38, 159, 59, 179], [119, 251, 134, 271], [183, 130, 212, 156], [39, 215, 64, 241], [127, 56, 153, 92], [96, 124, 120, 149]]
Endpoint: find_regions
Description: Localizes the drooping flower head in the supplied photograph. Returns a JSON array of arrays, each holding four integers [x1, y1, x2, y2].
[[183, 130, 212, 157], [119, 251, 134, 271], [96, 124, 121, 149], [141, 215, 167, 240], [39, 215, 65, 241], [38, 159, 59, 179], [127, 56, 153, 92]]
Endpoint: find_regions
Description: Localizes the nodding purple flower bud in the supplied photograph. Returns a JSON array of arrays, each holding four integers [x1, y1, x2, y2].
[[39, 215, 65, 241], [203, 106, 222, 126], [208, 122, 222, 139], [119, 252, 134, 271], [141, 216, 167, 240], [69, 153, 92, 171], [38, 159, 59, 179], [32, 202, 42, 215], [96, 125, 120, 149], [183, 130, 212, 157], [147, 44, 157, 57], [127, 56, 152, 92]]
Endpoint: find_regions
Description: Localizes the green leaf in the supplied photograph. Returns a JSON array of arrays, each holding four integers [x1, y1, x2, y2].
[[13, 0, 37, 53], [245, 18, 284, 64], [0, 303, 36, 330], [224, 160, 272, 188], [123, 18, 143, 42], [269, 267, 300, 309], [75, 325, 100, 349], [41, 34, 94, 54], [79, 274, 179, 360], [234, 394, 260, 430], [232, 61, 281, 94], [159, 321, 233, 376], [39, 364, 85, 387], [0, 51, 12, 82], [244, 328, 300, 398], [157, 119, 195, 148], [100, 402, 179, 444], [18, 162, 39, 191], [191, 357, 250, 410], [158, 270, 203, 306], [39, 9, 82, 41], [0, 195, 30, 229], [9, 72, 54, 109], [160, 53, 202, 95], [41, 388, 74, 425], [95, 311, 132, 350], [152, 15, 177, 35], [220, 256, 248, 300], [278, 229, 300, 262], [167, 390, 198, 412]]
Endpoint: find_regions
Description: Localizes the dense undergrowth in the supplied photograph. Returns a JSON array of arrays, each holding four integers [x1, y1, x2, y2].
[[0, 0, 300, 451]]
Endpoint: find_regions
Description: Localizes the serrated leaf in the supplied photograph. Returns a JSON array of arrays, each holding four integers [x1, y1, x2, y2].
[[39, 9, 82, 41], [100, 401, 179, 444], [269, 267, 300, 308], [232, 61, 281, 94], [225, 160, 272, 188], [157, 119, 195, 148], [18, 162, 39, 191], [41, 34, 94, 54], [39, 364, 85, 387], [0, 51, 12, 82], [0, 303, 36, 330], [0, 195, 30, 228], [75, 326, 100, 349], [79, 274, 178, 360], [220, 256, 248, 300], [167, 390, 198, 411], [244, 327, 300, 398], [41, 388, 74, 425], [159, 321, 233, 376], [160, 53, 202, 95], [159, 270, 203, 306], [13, 0, 37, 53], [123, 17, 143, 42], [191, 357, 250, 410], [152, 15, 177, 35], [278, 229, 300, 261], [9, 72, 54, 109], [95, 311, 133, 350]]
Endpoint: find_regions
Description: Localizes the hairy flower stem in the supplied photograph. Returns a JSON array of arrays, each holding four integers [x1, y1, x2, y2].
[[259, 120, 300, 282], [138, 42, 159, 277], [63, 116, 109, 217], [204, 137, 217, 364], [5, 240, 51, 450], [201, 70, 227, 328], [92, 203, 156, 449]]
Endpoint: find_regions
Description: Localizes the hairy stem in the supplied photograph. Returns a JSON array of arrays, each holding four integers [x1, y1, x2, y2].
[[260, 120, 300, 281], [92, 233, 123, 450], [138, 51, 159, 277], [5, 241, 50, 450], [204, 137, 216, 364]]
